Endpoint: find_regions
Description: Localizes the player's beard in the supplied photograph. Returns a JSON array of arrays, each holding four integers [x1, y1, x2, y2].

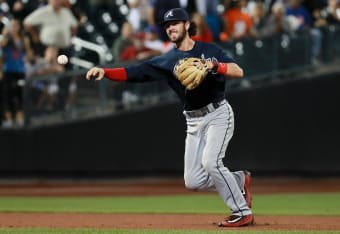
[[168, 24, 187, 44]]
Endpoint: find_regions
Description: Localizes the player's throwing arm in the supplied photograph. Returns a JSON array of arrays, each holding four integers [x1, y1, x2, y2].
[[86, 67, 105, 81]]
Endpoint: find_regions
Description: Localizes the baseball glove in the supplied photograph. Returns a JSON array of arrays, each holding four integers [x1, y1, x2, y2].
[[174, 57, 213, 90]]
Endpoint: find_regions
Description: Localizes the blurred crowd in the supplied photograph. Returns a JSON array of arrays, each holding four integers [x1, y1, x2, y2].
[[111, 0, 340, 62], [0, 0, 339, 129]]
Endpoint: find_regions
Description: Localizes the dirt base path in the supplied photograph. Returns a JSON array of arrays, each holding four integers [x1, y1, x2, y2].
[[0, 177, 339, 231], [0, 213, 340, 231]]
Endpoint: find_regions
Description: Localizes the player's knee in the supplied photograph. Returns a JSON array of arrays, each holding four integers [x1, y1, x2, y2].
[[184, 176, 200, 190], [202, 158, 217, 174]]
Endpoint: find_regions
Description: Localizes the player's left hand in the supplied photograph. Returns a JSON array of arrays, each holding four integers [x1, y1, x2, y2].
[[86, 67, 105, 81], [174, 57, 214, 90]]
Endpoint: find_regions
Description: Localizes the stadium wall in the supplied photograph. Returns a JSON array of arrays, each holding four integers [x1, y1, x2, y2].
[[1, 71, 340, 178]]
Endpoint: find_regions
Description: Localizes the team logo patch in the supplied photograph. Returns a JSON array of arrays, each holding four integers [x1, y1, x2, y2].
[[165, 10, 173, 19]]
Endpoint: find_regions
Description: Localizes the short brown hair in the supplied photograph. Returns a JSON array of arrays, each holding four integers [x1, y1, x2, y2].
[[188, 21, 197, 37]]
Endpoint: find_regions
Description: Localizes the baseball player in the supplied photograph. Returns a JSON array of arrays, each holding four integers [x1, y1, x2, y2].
[[86, 8, 254, 227]]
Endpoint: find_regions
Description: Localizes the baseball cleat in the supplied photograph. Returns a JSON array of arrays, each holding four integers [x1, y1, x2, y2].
[[217, 214, 254, 227], [243, 170, 252, 208]]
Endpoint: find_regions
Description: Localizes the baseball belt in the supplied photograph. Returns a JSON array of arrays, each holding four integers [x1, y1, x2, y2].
[[184, 99, 226, 118]]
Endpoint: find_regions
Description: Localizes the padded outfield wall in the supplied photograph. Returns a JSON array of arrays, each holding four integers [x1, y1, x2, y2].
[[1, 71, 340, 178]]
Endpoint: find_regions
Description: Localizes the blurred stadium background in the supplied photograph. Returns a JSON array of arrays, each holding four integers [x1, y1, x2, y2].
[[0, 0, 340, 180]]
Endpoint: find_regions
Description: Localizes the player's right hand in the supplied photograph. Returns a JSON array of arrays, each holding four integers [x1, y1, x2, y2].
[[86, 67, 105, 81]]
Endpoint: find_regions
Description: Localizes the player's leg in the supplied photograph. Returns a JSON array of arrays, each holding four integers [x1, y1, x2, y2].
[[183, 112, 250, 194], [233, 170, 252, 208], [201, 102, 253, 225], [183, 115, 215, 190]]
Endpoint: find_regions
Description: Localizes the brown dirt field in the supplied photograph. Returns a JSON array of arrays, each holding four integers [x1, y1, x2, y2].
[[0, 177, 340, 231]]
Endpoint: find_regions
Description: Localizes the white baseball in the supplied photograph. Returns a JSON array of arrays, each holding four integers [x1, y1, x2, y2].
[[57, 54, 68, 65]]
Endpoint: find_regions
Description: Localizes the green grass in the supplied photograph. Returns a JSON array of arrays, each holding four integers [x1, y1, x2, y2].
[[255, 193, 340, 215], [0, 229, 339, 234], [0, 193, 340, 233], [0, 193, 339, 215]]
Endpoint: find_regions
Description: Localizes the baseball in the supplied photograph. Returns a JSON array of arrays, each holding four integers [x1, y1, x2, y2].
[[57, 54, 68, 65]]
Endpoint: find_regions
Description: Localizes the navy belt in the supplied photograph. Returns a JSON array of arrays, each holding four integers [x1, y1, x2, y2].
[[185, 99, 226, 118]]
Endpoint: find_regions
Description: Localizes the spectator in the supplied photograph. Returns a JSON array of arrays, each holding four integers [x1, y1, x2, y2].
[[143, 24, 172, 53], [23, 0, 78, 56], [222, 0, 253, 41], [111, 22, 135, 62], [253, 1, 292, 38], [285, 0, 323, 65], [25, 46, 65, 111], [204, 0, 225, 41], [265, 0, 280, 14], [249, 2, 268, 38], [191, 12, 213, 42], [9, 0, 40, 22], [0, 9, 6, 34], [0, 18, 33, 128], [120, 33, 161, 61], [249, 1, 293, 39], [314, 0, 340, 27], [286, 0, 314, 32], [302, 0, 326, 24], [61, 0, 88, 28], [120, 34, 144, 61], [119, 31, 163, 107], [126, 0, 150, 32]]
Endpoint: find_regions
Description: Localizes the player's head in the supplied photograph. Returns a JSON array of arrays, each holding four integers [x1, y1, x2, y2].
[[160, 8, 189, 27], [160, 8, 197, 43]]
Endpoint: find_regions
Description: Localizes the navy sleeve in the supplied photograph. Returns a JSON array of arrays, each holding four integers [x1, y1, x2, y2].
[[124, 58, 169, 83]]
